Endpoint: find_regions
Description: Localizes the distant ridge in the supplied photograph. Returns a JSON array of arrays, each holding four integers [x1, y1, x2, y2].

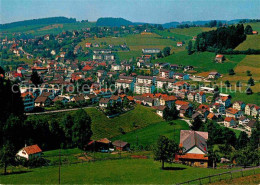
[[96, 17, 133, 27], [0, 17, 77, 29]]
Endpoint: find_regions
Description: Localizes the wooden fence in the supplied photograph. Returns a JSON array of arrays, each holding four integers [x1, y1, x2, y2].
[[177, 166, 260, 185]]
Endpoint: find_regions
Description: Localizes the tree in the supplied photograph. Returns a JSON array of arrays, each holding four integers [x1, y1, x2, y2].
[[187, 40, 193, 55], [163, 103, 179, 121], [217, 21, 223, 28], [30, 70, 42, 87], [62, 114, 74, 147], [249, 123, 260, 149], [191, 116, 203, 131], [246, 87, 253, 95], [72, 109, 92, 149], [206, 145, 221, 169], [209, 20, 217, 27], [245, 25, 253, 35], [236, 131, 249, 149], [153, 136, 179, 169], [225, 80, 231, 87], [157, 51, 163, 58], [158, 24, 164, 30], [246, 70, 252, 76], [0, 142, 16, 174], [162, 47, 171, 57], [235, 146, 259, 168], [228, 69, 235, 75], [248, 77, 255, 86]]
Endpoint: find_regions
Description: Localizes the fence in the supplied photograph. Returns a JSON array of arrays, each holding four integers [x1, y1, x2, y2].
[[177, 166, 260, 185]]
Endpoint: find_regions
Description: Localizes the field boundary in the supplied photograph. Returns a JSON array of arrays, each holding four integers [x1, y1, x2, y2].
[[177, 166, 260, 185]]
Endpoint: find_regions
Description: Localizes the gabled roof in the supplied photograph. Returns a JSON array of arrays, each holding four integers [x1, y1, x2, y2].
[[180, 130, 208, 154], [97, 138, 111, 144], [224, 117, 236, 122], [23, 144, 42, 155], [99, 98, 110, 104], [112, 140, 129, 147]]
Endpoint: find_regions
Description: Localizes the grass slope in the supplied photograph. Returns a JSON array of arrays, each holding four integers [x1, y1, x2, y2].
[[155, 51, 246, 74], [85, 104, 163, 140], [235, 35, 260, 50], [112, 120, 189, 148], [0, 158, 244, 184]]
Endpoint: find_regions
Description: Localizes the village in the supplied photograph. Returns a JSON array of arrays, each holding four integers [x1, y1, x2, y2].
[[0, 9, 260, 184]]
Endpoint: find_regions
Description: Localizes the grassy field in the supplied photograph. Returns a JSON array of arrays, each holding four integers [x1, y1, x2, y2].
[[112, 120, 189, 148], [85, 105, 164, 139], [235, 35, 260, 50], [0, 158, 244, 184], [155, 51, 246, 74], [220, 55, 260, 92], [1, 22, 95, 38], [210, 174, 260, 185], [117, 50, 142, 60]]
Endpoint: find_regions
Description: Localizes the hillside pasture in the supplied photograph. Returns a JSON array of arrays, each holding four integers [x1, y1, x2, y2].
[[235, 35, 260, 50], [154, 51, 246, 74], [112, 120, 189, 148]]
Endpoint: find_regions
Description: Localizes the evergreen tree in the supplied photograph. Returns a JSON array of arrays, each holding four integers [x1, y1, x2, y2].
[[162, 47, 171, 57], [30, 70, 42, 87], [228, 69, 235, 75], [191, 116, 203, 131], [248, 77, 255, 86], [187, 40, 193, 55], [245, 25, 253, 35]]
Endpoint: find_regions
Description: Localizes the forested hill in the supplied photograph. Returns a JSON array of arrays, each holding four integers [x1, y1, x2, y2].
[[0, 17, 77, 29], [96, 17, 133, 27]]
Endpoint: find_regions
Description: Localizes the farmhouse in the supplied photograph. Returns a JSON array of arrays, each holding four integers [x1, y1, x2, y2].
[[208, 72, 220, 79], [16, 144, 42, 160], [225, 107, 243, 119], [215, 54, 224, 63], [153, 105, 166, 117], [252, 31, 258, 35], [112, 140, 130, 151], [177, 42, 183, 47], [175, 130, 208, 167], [232, 101, 245, 111]]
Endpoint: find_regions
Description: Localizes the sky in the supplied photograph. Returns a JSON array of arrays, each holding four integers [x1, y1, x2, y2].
[[1, 0, 260, 24]]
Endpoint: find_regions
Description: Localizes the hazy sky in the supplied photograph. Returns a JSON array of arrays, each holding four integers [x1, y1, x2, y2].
[[1, 0, 260, 24]]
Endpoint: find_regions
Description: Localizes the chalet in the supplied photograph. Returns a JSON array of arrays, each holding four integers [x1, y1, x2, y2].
[[51, 50, 56, 55], [208, 72, 221, 79], [210, 103, 225, 115], [195, 92, 206, 103], [215, 96, 231, 108], [142, 48, 161, 54], [99, 98, 111, 108], [111, 63, 121, 71], [85, 41, 92, 47], [175, 130, 208, 167], [187, 92, 197, 102], [34, 96, 52, 107], [16, 144, 42, 160], [95, 138, 112, 151], [245, 104, 260, 117], [177, 42, 183, 47], [232, 101, 246, 111], [172, 81, 190, 91], [238, 116, 250, 125], [52, 96, 69, 105], [245, 120, 257, 132], [197, 104, 210, 118], [44, 35, 50, 40], [215, 54, 224, 63], [252, 31, 258, 35], [104, 54, 115, 61], [93, 54, 103, 60], [21, 92, 35, 112], [184, 66, 194, 71], [134, 83, 155, 94], [175, 100, 190, 110], [112, 140, 130, 151], [153, 105, 166, 117], [159, 95, 177, 107], [224, 117, 237, 127], [179, 105, 193, 117], [159, 69, 174, 78], [173, 73, 189, 80], [85, 94, 98, 104], [110, 95, 122, 104], [71, 94, 85, 104]]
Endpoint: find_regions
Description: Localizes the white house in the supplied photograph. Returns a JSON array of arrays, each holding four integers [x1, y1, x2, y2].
[[16, 144, 42, 160]]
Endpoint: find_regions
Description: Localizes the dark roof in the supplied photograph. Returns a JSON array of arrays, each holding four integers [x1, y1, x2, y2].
[[99, 98, 110, 104], [35, 96, 49, 103], [246, 120, 257, 128], [180, 130, 208, 154], [112, 140, 129, 147]]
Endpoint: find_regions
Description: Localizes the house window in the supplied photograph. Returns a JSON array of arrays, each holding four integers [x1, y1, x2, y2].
[[200, 162, 204, 165]]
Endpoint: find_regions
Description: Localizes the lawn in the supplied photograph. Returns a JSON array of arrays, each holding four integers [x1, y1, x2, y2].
[[0, 158, 244, 184], [84, 104, 164, 139], [154, 51, 246, 74], [117, 50, 142, 60], [112, 120, 189, 148]]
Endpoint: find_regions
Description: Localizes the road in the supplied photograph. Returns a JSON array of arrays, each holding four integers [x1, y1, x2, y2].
[[25, 106, 94, 115]]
